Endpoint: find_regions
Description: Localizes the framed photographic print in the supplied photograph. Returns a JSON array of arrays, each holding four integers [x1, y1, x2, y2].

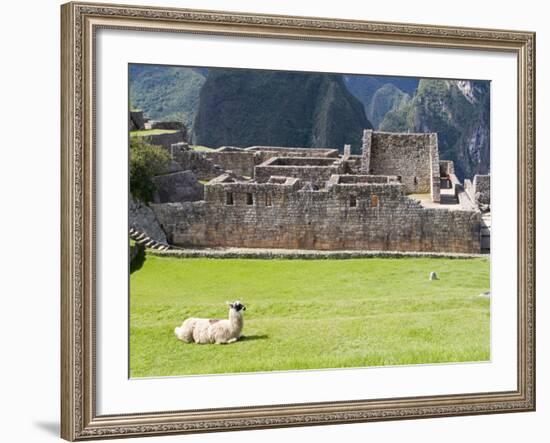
[[61, 1, 536, 440]]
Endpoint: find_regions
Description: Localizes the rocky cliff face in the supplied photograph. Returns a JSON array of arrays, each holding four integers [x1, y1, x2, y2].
[[368, 84, 411, 128], [344, 75, 418, 127], [379, 79, 490, 180], [193, 69, 372, 152]]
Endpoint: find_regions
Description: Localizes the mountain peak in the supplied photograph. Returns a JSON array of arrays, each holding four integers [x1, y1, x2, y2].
[[193, 69, 371, 151]]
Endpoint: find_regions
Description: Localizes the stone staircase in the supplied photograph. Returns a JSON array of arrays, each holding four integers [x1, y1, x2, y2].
[[129, 228, 171, 251], [480, 213, 491, 254]]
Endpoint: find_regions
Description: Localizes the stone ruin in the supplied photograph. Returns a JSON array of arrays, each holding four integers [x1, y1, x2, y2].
[[129, 110, 188, 149], [134, 129, 491, 254]]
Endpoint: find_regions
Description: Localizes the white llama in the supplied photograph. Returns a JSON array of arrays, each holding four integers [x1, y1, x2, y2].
[[174, 301, 246, 344]]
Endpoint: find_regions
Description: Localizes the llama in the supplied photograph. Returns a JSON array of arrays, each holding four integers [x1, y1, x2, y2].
[[174, 301, 246, 344]]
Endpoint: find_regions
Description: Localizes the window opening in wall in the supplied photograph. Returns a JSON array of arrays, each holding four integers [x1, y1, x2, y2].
[[226, 192, 234, 205], [349, 194, 357, 207], [370, 194, 379, 207], [265, 194, 272, 206], [413, 176, 418, 185], [246, 193, 254, 205]]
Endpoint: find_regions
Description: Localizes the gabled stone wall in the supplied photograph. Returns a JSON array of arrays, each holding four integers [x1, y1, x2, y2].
[[363, 131, 440, 202]]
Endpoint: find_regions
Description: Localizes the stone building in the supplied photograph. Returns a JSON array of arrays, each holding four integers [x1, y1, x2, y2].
[[148, 130, 488, 254]]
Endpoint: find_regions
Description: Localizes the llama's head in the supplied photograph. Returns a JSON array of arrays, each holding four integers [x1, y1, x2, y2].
[[227, 300, 246, 313]]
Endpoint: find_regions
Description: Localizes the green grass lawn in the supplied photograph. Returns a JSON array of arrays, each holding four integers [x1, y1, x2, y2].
[[130, 129, 179, 136], [130, 256, 490, 377]]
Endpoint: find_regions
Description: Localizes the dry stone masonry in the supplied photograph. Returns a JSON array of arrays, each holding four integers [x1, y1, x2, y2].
[[363, 130, 440, 201], [145, 130, 489, 254], [152, 170, 204, 203], [473, 174, 490, 206], [141, 130, 187, 150]]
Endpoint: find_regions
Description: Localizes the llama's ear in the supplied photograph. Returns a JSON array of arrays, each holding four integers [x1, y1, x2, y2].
[[226, 301, 232, 307]]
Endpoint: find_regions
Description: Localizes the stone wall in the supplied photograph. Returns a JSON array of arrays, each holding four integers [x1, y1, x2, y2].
[[464, 178, 475, 202], [429, 134, 441, 203], [246, 146, 339, 164], [152, 181, 481, 253], [360, 129, 372, 174], [363, 131, 440, 202], [168, 145, 350, 182], [152, 171, 204, 203], [456, 182, 478, 212], [172, 150, 224, 181], [254, 157, 344, 187], [203, 150, 257, 177], [151, 120, 186, 131], [142, 131, 186, 150], [331, 174, 401, 184], [150, 248, 485, 260], [440, 160, 455, 177], [345, 155, 363, 174], [473, 174, 490, 205], [171, 147, 342, 179]]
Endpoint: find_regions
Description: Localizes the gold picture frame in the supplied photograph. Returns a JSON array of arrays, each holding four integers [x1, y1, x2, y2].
[[61, 1, 536, 440]]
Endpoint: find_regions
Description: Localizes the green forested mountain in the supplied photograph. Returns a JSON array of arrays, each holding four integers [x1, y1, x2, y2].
[[344, 75, 418, 126], [193, 69, 371, 151], [379, 79, 490, 180], [129, 65, 207, 129]]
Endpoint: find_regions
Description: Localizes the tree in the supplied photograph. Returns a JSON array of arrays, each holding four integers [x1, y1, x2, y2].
[[130, 137, 171, 202]]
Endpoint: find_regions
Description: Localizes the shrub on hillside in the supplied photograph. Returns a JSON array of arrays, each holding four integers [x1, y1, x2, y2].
[[130, 137, 171, 203]]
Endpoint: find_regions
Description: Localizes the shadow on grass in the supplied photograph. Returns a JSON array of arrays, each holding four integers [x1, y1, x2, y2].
[[240, 334, 269, 342], [130, 244, 146, 274]]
